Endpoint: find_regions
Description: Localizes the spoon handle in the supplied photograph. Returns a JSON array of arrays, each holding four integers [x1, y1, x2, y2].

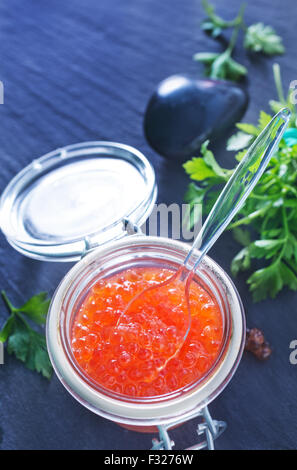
[[184, 108, 291, 271]]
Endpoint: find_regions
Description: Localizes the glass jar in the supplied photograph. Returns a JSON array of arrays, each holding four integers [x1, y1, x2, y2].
[[0, 141, 246, 448], [46, 235, 245, 429]]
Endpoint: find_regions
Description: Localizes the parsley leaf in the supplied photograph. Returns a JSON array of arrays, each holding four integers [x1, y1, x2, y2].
[[183, 156, 218, 181], [184, 64, 297, 302], [231, 247, 251, 276], [244, 23, 285, 55], [247, 260, 297, 301], [247, 263, 283, 301], [200, 4, 226, 38], [183, 140, 231, 182], [0, 291, 52, 378], [227, 112, 274, 151], [232, 227, 251, 247], [200, 0, 240, 38], [16, 292, 50, 325], [235, 123, 259, 136], [226, 131, 254, 151], [258, 110, 273, 130], [249, 239, 284, 260], [194, 49, 247, 81], [196, 2, 285, 82]]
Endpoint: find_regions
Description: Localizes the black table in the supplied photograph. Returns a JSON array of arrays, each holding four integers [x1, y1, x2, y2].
[[0, 0, 296, 450]]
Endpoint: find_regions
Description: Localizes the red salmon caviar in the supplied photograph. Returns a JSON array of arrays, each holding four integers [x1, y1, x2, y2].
[[71, 267, 223, 397]]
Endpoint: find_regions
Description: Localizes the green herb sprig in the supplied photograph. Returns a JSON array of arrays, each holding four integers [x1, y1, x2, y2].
[[184, 64, 297, 302], [0, 291, 52, 378], [194, 0, 285, 82]]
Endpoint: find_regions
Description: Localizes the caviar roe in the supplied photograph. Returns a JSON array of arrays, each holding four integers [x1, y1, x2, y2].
[[71, 267, 223, 397]]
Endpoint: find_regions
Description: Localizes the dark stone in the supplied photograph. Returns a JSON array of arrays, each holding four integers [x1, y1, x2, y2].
[[144, 75, 249, 161]]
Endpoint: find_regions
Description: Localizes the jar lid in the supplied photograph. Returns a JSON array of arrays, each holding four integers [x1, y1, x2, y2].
[[0, 142, 157, 261]]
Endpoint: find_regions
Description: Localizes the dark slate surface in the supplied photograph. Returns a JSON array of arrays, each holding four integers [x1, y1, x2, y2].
[[0, 0, 296, 450]]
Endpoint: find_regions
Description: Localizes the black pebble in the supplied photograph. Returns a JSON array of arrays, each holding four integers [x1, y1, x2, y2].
[[144, 74, 249, 161]]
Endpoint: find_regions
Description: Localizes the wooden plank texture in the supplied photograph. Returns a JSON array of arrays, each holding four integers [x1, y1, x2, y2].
[[0, 0, 296, 449]]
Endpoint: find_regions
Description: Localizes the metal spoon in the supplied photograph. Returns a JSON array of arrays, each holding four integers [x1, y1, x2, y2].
[[117, 108, 290, 362]]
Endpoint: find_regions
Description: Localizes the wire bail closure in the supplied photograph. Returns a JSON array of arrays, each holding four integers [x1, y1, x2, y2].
[[81, 218, 143, 258], [151, 406, 227, 450], [122, 218, 143, 235]]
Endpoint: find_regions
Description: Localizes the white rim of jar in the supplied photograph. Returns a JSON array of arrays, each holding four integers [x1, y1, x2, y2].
[[46, 236, 245, 427]]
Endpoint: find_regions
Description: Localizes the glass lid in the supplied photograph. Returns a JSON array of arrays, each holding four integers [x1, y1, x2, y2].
[[0, 141, 157, 261]]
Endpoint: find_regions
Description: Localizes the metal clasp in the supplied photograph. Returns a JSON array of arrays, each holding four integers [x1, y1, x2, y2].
[[122, 218, 143, 236], [80, 218, 143, 259], [151, 406, 226, 450]]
